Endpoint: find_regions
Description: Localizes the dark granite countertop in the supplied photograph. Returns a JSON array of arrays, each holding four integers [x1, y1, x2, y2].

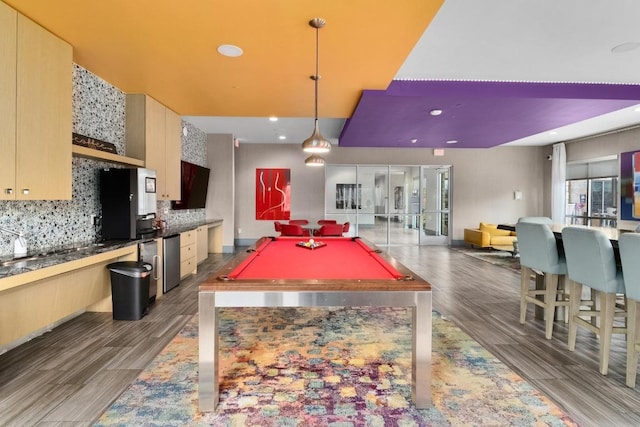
[[0, 240, 138, 279], [0, 219, 223, 280], [156, 219, 222, 238]]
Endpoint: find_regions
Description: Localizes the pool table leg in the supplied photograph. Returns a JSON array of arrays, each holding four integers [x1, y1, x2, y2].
[[198, 291, 219, 412], [413, 291, 432, 409]]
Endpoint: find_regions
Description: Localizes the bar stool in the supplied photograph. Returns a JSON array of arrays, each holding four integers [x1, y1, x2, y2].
[[562, 227, 626, 375], [515, 220, 568, 339], [618, 232, 640, 387], [517, 216, 552, 224]]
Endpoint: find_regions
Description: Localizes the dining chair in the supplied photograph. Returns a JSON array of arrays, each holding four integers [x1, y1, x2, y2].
[[618, 232, 640, 387], [561, 226, 627, 375], [515, 220, 568, 339], [279, 223, 305, 236], [289, 219, 309, 225], [342, 221, 350, 233], [317, 219, 337, 225], [315, 223, 344, 237], [274, 221, 282, 233]]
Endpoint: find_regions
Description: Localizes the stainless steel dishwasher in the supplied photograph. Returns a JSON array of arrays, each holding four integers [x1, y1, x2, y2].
[[163, 234, 180, 293]]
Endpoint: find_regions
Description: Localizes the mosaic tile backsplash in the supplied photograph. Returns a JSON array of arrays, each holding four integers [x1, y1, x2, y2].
[[0, 64, 207, 258]]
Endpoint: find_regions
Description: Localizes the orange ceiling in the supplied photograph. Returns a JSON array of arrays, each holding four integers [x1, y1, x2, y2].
[[5, 0, 444, 118]]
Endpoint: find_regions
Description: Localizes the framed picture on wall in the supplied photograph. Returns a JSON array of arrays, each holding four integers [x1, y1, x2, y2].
[[336, 184, 361, 209], [255, 168, 291, 220]]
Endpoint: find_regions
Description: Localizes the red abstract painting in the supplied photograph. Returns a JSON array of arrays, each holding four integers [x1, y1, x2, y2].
[[256, 168, 291, 220]]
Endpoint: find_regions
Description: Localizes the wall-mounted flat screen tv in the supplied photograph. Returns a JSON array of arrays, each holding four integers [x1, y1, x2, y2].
[[171, 161, 210, 210]]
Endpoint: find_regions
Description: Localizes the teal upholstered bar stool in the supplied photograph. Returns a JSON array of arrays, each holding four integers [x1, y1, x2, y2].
[[516, 219, 568, 339], [562, 227, 626, 375], [517, 216, 553, 224], [618, 232, 640, 387]]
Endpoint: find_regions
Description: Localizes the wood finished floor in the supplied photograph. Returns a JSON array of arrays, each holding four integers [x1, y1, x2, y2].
[[1, 247, 639, 426]]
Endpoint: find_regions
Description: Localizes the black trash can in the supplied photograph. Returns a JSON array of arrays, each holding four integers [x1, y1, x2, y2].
[[107, 261, 152, 320]]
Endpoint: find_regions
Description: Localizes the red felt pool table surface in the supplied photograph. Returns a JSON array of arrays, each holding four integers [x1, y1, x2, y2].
[[228, 236, 402, 280], [203, 236, 429, 292]]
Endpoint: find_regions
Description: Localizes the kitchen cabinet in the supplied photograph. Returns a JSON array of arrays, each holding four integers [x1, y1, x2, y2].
[[0, 3, 72, 200], [196, 225, 208, 264], [125, 94, 181, 200], [179, 230, 197, 278]]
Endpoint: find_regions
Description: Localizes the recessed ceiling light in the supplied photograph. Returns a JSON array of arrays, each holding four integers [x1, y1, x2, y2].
[[410, 138, 418, 144], [279, 135, 286, 140], [217, 44, 243, 57], [445, 140, 458, 144], [429, 109, 443, 116], [611, 42, 640, 53], [269, 117, 278, 122]]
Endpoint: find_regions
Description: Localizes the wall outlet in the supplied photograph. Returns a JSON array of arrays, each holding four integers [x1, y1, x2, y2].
[[238, 228, 242, 234], [90, 214, 95, 225]]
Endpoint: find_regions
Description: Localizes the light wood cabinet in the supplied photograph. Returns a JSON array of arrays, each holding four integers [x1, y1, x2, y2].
[[0, 2, 17, 199], [0, 4, 72, 200], [179, 230, 197, 278], [126, 94, 181, 200], [196, 225, 208, 264]]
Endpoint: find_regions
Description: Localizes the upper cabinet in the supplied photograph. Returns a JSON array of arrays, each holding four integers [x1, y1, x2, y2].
[[126, 94, 181, 200], [0, 3, 17, 199], [0, 3, 72, 200]]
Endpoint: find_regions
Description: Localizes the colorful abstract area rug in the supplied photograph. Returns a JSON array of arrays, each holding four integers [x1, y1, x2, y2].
[[96, 307, 576, 426]]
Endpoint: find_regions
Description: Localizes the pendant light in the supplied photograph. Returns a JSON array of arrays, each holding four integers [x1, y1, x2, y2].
[[302, 17, 331, 159], [304, 154, 326, 167]]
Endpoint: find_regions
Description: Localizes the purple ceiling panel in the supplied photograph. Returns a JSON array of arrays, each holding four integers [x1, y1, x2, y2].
[[338, 81, 640, 148]]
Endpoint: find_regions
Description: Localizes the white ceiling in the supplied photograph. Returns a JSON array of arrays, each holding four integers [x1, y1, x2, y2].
[[183, 0, 640, 147]]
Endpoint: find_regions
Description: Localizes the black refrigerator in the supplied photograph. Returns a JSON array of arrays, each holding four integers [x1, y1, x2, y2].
[[99, 168, 157, 240]]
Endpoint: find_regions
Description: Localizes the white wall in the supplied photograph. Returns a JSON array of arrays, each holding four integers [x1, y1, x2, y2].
[[233, 143, 547, 244]]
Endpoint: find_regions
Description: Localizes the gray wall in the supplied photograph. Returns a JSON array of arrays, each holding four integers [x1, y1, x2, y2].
[[234, 144, 325, 243], [233, 143, 548, 244], [206, 134, 235, 252]]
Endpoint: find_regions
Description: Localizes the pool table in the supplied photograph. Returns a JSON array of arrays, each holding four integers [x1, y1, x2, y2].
[[198, 236, 432, 411]]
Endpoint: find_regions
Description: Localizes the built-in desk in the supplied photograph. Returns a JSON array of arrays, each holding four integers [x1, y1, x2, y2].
[[0, 244, 138, 352]]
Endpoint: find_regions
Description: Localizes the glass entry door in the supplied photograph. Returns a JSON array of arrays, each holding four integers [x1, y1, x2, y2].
[[420, 166, 450, 245]]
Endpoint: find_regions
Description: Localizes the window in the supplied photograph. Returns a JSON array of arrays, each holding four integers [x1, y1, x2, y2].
[[565, 177, 617, 227], [565, 157, 618, 228]]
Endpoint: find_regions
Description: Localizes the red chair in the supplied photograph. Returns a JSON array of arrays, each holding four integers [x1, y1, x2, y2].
[[274, 221, 283, 232], [342, 221, 350, 233], [289, 219, 309, 225], [280, 223, 305, 236], [315, 223, 344, 237], [317, 219, 337, 225]]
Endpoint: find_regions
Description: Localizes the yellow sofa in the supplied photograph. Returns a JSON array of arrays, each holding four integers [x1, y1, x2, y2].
[[463, 222, 517, 249]]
